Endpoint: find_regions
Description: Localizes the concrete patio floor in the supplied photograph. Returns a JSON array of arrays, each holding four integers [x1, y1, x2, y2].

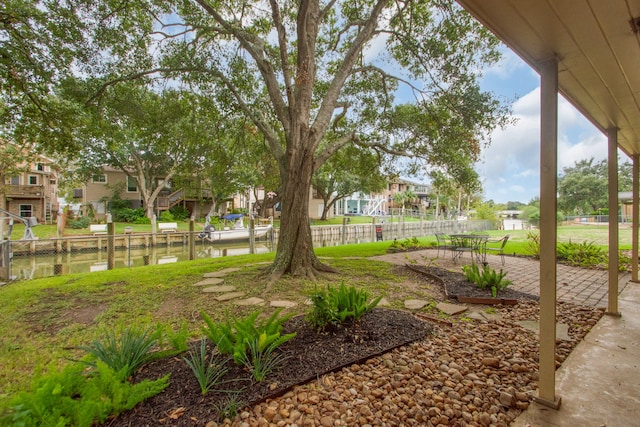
[[371, 248, 639, 426], [512, 282, 640, 427]]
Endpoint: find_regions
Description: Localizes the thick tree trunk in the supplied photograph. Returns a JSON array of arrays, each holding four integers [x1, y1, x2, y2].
[[269, 152, 335, 280]]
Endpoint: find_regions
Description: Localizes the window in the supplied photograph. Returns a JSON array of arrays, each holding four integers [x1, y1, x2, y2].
[[36, 163, 44, 171], [28, 175, 38, 185], [127, 176, 138, 192], [19, 204, 33, 218], [10, 176, 20, 185], [73, 188, 83, 198], [91, 174, 107, 183]]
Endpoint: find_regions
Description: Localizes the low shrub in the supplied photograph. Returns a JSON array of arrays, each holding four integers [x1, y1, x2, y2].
[[557, 240, 606, 268], [70, 217, 91, 229], [159, 210, 174, 222], [169, 205, 191, 221], [462, 262, 512, 297], [389, 237, 425, 251]]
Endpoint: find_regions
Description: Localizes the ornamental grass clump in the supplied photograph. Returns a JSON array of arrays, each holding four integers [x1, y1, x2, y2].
[[462, 262, 512, 298], [80, 324, 160, 380], [306, 282, 382, 331], [183, 338, 229, 395]]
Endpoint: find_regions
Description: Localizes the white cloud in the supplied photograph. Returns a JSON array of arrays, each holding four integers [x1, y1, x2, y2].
[[483, 46, 529, 80], [478, 86, 610, 203]]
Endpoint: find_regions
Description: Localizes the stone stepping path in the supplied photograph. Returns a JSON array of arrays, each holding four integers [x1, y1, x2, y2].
[[194, 278, 225, 286], [193, 265, 548, 337]]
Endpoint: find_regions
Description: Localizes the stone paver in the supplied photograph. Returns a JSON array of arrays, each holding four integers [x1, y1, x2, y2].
[[234, 297, 266, 306], [204, 267, 242, 278], [516, 320, 572, 341], [201, 285, 236, 293], [371, 247, 630, 308], [467, 307, 504, 322], [194, 278, 225, 286], [377, 297, 390, 306], [214, 292, 245, 301], [270, 300, 298, 308], [436, 302, 468, 315], [404, 299, 429, 310]]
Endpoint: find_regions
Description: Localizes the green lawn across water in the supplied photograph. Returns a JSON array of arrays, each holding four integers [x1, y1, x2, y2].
[[6, 217, 632, 249]]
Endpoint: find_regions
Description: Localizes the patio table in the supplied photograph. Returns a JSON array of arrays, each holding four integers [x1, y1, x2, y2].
[[450, 233, 489, 264]]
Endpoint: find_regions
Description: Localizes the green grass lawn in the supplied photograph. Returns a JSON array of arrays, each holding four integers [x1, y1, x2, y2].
[[0, 222, 631, 407]]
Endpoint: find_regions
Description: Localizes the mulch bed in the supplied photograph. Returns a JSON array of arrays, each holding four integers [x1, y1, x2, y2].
[[408, 265, 539, 302], [103, 263, 540, 426], [103, 308, 433, 426]]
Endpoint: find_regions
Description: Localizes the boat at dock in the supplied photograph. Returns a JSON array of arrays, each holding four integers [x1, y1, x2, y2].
[[198, 214, 272, 243]]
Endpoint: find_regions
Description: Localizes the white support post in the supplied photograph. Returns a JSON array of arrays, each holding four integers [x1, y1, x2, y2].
[[535, 57, 561, 409], [632, 154, 639, 282], [607, 129, 621, 316]]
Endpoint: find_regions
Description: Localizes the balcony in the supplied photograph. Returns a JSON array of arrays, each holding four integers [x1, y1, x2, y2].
[[5, 185, 46, 198]]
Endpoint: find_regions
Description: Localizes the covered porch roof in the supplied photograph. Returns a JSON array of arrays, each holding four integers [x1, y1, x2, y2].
[[457, 0, 640, 157], [456, 0, 640, 413]]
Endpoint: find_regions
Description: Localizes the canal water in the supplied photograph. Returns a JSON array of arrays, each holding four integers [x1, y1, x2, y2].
[[9, 241, 277, 281], [7, 219, 494, 280]]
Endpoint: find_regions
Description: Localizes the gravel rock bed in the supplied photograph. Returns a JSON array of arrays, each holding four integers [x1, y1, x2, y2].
[[223, 301, 603, 427]]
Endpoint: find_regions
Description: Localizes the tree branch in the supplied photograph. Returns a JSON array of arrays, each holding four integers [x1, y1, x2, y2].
[[194, 0, 290, 135], [314, 131, 357, 173], [310, 0, 391, 150], [268, 0, 294, 109]]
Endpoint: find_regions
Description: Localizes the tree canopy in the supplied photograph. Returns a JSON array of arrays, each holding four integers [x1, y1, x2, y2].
[[0, 0, 86, 153], [8, 0, 511, 279], [558, 158, 632, 215]]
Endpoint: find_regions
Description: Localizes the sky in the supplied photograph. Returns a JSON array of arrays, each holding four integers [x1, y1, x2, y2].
[[475, 47, 613, 205]]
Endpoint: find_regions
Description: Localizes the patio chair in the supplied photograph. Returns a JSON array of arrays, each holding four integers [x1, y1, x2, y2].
[[434, 232, 455, 258], [484, 235, 510, 265]]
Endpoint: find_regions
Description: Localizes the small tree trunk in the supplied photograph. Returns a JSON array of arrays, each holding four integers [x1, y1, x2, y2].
[[320, 196, 331, 221]]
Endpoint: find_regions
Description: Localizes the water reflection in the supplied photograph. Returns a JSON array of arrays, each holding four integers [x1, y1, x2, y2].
[[10, 242, 275, 281]]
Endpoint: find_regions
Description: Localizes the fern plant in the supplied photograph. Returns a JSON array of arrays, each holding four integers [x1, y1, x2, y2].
[[306, 283, 382, 330], [462, 262, 512, 297], [2, 361, 169, 427]]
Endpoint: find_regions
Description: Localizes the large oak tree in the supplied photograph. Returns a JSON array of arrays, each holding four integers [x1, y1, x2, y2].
[[65, 0, 509, 279]]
